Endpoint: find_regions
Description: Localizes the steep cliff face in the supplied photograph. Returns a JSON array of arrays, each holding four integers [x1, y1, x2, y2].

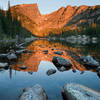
[[10, 4, 100, 36], [11, 3, 41, 34]]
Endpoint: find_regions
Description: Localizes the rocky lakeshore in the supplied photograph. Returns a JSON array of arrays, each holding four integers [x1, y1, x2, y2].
[[19, 83, 100, 100], [0, 37, 37, 70]]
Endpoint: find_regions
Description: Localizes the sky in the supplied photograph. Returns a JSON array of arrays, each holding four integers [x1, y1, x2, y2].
[[0, 0, 100, 14]]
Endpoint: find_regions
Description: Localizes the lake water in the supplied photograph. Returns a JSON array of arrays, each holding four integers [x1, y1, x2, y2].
[[0, 39, 100, 100]]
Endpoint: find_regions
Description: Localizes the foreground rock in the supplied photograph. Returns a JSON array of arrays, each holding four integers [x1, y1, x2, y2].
[[62, 83, 100, 100], [80, 55, 99, 67], [46, 69, 56, 76], [52, 56, 72, 69], [0, 63, 8, 68], [54, 51, 63, 55], [19, 84, 48, 100]]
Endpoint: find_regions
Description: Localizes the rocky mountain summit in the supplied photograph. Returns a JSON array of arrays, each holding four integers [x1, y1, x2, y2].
[[10, 4, 100, 36]]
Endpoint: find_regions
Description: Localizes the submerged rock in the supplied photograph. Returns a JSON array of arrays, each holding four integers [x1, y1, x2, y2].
[[19, 84, 48, 100], [54, 51, 63, 55], [52, 56, 72, 68], [80, 55, 99, 67], [62, 83, 100, 100], [0, 63, 8, 68], [7, 53, 17, 60], [46, 69, 56, 76]]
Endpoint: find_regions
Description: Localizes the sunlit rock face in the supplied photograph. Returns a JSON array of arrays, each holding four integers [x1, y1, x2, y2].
[[10, 4, 100, 36], [12, 40, 97, 73]]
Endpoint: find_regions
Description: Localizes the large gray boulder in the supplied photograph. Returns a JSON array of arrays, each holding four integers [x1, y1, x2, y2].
[[52, 56, 72, 68], [80, 55, 99, 67], [19, 84, 48, 100], [62, 83, 100, 100], [0, 63, 8, 68]]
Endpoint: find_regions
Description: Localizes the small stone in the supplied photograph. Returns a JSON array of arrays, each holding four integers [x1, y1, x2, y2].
[[43, 50, 48, 54], [20, 65, 27, 70], [0, 54, 8, 58], [0, 63, 8, 68], [72, 69, 76, 73], [43, 50, 48, 52], [59, 66, 66, 72], [16, 49, 27, 54], [7, 53, 17, 60], [54, 45, 56, 47], [46, 69, 56, 76], [28, 72, 33, 75], [51, 48, 54, 51], [54, 51, 63, 55]]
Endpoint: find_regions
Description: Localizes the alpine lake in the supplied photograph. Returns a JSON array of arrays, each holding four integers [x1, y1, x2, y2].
[[0, 38, 100, 100]]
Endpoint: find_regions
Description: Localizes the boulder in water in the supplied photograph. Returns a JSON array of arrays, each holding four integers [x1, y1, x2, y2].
[[52, 56, 72, 68], [62, 83, 100, 100], [80, 55, 99, 67], [19, 84, 48, 100]]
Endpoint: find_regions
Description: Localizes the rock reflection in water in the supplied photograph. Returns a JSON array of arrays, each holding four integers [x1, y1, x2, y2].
[[11, 40, 97, 75]]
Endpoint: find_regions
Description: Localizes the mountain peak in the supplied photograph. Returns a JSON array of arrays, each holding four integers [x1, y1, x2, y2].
[[15, 3, 38, 7], [67, 5, 72, 8], [10, 4, 100, 36], [11, 3, 41, 17]]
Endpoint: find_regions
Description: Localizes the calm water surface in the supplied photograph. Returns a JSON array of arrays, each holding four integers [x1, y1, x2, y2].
[[0, 39, 100, 100]]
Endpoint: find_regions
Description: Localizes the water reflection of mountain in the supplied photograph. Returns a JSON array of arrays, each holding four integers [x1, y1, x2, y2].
[[12, 40, 98, 73], [52, 39, 100, 60]]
